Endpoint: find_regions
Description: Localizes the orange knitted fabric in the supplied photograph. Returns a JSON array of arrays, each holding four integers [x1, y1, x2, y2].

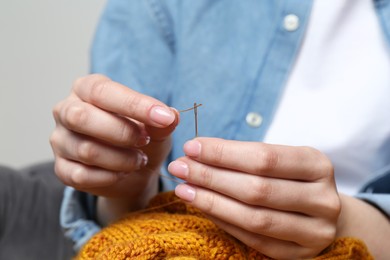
[[77, 191, 373, 260]]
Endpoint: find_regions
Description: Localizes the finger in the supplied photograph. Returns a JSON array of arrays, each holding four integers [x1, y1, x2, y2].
[[54, 157, 123, 189], [207, 216, 320, 259], [175, 184, 337, 247], [72, 74, 176, 128], [145, 108, 180, 141], [54, 99, 150, 148], [51, 126, 148, 172], [168, 158, 339, 217], [182, 137, 333, 181]]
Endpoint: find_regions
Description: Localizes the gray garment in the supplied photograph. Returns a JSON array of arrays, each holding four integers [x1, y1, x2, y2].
[[356, 167, 390, 217], [356, 193, 390, 216], [0, 162, 73, 260]]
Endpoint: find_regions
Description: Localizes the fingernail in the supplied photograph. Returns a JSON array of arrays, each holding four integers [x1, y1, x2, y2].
[[137, 152, 148, 169], [170, 107, 179, 114], [183, 140, 201, 157], [175, 184, 196, 202], [168, 161, 189, 179], [135, 135, 151, 147], [170, 107, 180, 122], [149, 105, 175, 126]]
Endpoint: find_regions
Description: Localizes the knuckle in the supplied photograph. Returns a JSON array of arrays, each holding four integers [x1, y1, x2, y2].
[[69, 166, 89, 186], [52, 103, 62, 122], [54, 158, 72, 186], [88, 78, 111, 104], [117, 120, 133, 145], [76, 141, 99, 162], [249, 211, 274, 233], [254, 146, 279, 173], [320, 157, 334, 177], [332, 196, 342, 218], [322, 194, 342, 219], [122, 93, 141, 113], [63, 104, 87, 129], [246, 178, 273, 204], [53, 159, 65, 182], [53, 158, 93, 188], [320, 226, 337, 244], [198, 165, 214, 188], [211, 142, 226, 164], [49, 131, 59, 149], [202, 192, 217, 213], [311, 221, 337, 248], [306, 146, 334, 177]]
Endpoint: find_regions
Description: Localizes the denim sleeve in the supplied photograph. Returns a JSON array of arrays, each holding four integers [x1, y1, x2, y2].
[[60, 187, 101, 252], [356, 166, 390, 217], [355, 193, 390, 216], [60, 166, 179, 252]]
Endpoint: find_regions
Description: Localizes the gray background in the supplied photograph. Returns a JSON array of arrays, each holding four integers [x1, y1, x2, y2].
[[0, 0, 106, 168]]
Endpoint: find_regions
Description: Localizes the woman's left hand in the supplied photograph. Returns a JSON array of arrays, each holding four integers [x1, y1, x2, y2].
[[168, 137, 341, 259]]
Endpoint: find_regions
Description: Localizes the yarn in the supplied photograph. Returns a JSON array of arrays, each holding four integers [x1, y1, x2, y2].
[[77, 191, 373, 259]]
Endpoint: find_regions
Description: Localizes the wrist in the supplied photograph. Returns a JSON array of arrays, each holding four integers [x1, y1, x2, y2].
[[96, 172, 159, 226], [336, 194, 390, 259]]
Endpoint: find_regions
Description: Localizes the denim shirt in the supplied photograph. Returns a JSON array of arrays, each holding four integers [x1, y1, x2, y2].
[[61, 0, 390, 251]]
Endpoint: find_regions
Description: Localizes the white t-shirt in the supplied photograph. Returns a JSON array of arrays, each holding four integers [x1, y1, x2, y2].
[[263, 0, 390, 195]]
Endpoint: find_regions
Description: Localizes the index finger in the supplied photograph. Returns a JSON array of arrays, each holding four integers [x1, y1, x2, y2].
[[72, 74, 175, 127], [182, 137, 334, 181]]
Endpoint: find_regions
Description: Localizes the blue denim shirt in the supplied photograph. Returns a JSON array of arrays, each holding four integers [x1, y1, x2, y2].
[[61, 0, 390, 251]]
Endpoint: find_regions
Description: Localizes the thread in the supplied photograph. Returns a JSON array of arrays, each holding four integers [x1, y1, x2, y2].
[[135, 103, 202, 216]]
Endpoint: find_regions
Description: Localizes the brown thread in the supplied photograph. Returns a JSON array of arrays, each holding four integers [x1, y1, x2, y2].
[[178, 103, 202, 113]]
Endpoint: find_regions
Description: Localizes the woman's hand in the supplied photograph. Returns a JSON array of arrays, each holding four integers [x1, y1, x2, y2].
[[168, 137, 341, 259], [50, 74, 179, 223]]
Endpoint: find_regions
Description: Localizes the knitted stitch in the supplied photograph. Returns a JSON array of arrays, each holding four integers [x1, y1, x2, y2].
[[77, 191, 373, 260]]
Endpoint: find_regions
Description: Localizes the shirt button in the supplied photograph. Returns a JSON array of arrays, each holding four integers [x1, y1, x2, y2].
[[246, 112, 263, 128], [283, 14, 299, 31]]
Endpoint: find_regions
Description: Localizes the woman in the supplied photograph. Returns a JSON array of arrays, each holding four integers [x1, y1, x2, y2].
[[51, 0, 390, 258]]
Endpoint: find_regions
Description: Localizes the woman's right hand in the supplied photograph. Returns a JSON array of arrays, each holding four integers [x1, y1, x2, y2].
[[50, 74, 179, 202]]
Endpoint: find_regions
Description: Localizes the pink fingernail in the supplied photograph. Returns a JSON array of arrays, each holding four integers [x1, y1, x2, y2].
[[183, 140, 201, 157], [137, 152, 148, 169], [175, 184, 196, 202], [135, 135, 151, 147], [149, 105, 175, 126], [168, 161, 189, 179]]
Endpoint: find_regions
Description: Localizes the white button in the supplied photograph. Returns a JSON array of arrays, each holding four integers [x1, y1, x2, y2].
[[246, 112, 263, 128], [283, 14, 299, 31]]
